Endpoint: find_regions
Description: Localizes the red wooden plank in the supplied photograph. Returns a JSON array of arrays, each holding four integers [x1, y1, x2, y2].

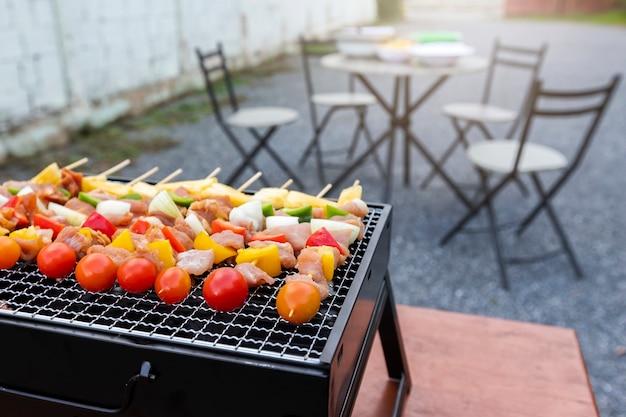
[[354, 305, 599, 417]]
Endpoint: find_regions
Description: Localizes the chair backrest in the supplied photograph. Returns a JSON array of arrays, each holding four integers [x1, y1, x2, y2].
[[298, 36, 342, 127], [195, 43, 239, 124], [482, 39, 548, 138], [513, 74, 621, 178]]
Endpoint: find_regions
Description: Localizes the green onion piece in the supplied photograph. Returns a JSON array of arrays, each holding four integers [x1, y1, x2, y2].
[[119, 193, 143, 200], [262, 202, 275, 217], [8, 187, 19, 195], [56, 186, 71, 197], [325, 205, 349, 218], [78, 191, 102, 207], [283, 205, 313, 219], [168, 191, 194, 208]]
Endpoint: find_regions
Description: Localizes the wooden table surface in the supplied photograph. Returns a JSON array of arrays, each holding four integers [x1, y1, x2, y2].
[[353, 305, 599, 417]]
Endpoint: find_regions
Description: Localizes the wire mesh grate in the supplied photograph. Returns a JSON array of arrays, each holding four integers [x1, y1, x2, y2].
[[0, 207, 383, 363]]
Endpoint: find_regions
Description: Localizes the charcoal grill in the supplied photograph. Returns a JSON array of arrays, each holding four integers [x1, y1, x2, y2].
[[0, 202, 410, 417]]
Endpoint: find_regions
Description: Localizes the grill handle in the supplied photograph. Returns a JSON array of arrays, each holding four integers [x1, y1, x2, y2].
[[0, 360, 156, 414]]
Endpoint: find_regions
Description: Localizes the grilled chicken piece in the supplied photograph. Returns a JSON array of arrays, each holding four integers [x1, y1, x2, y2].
[[55, 226, 92, 259], [177, 249, 214, 276], [263, 223, 311, 255], [235, 263, 276, 287]]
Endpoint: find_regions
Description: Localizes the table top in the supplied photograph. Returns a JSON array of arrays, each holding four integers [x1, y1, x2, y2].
[[320, 53, 488, 77], [353, 305, 599, 417]]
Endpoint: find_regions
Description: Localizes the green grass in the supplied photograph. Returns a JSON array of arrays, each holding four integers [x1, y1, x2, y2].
[[568, 9, 626, 25], [512, 9, 626, 26]]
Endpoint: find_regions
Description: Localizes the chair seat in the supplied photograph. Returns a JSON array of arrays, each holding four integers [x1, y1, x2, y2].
[[311, 92, 377, 107], [227, 106, 299, 128], [468, 139, 567, 174], [443, 102, 517, 123]]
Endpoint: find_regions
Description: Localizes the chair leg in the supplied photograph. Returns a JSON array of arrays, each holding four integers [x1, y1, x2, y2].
[[227, 126, 304, 189], [420, 118, 474, 189], [248, 128, 306, 189], [351, 107, 387, 179], [440, 173, 513, 246], [299, 108, 337, 166], [347, 107, 365, 158], [528, 174, 584, 278], [483, 184, 510, 290]]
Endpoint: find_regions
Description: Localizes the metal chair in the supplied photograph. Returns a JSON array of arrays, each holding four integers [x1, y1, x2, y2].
[[195, 43, 304, 188], [421, 38, 548, 190], [439, 74, 621, 290], [297, 36, 384, 185]]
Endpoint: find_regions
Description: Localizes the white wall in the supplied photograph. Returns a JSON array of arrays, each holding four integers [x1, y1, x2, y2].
[[0, 0, 377, 161]]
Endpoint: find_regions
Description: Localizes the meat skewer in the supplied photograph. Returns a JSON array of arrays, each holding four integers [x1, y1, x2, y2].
[[205, 167, 221, 180], [236, 171, 262, 193], [156, 169, 183, 186], [280, 179, 293, 189], [62, 157, 89, 171], [97, 159, 131, 177], [316, 183, 332, 198], [127, 167, 159, 187]]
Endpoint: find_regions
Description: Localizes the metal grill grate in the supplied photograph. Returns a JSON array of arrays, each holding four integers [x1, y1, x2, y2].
[[0, 207, 382, 363]]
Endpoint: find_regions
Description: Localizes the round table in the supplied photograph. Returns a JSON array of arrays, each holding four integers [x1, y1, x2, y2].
[[320, 53, 488, 203]]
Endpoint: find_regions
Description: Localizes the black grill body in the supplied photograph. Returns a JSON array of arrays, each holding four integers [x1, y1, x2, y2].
[[0, 203, 410, 416]]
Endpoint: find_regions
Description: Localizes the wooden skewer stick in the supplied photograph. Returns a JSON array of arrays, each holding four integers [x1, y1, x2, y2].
[[280, 179, 293, 189], [128, 167, 159, 186], [316, 183, 332, 198], [205, 167, 221, 179], [236, 171, 262, 192], [63, 157, 89, 171], [97, 159, 131, 177], [156, 168, 183, 186]]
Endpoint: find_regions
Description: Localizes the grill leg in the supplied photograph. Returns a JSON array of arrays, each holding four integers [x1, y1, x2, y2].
[[377, 273, 412, 417]]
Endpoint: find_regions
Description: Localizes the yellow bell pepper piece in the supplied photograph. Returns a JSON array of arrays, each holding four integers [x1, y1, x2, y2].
[[317, 246, 337, 282], [155, 177, 217, 196], [193, 231, 237, 264], [199, 183, 250, 206], [78, 227, 93, 240], [0, 226, 10, 236], [109, 229, 135, 252], [236, 244, 282, 277], [337, 184, 363, 206], [283, 190, 338, 209], [81, 176, 134, 197], [9, 226, 39, 241], [147, 239, 176, 269], [31, 162, 62, 186]]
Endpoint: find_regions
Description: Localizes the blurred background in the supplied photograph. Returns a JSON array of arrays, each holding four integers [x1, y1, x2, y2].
[[0, 1, 625, 416]]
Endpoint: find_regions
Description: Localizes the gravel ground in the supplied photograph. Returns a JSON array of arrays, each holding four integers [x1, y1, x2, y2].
[[2, 18, 624, 417]]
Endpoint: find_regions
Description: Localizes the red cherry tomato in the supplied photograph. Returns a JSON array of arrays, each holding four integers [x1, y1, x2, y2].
[[0, 236, 21, 269], [276, 281, 321, 324], [36, 242, 77, 279], [154, 267, 191, 304], [117, 257, 157, 294], [75, 253, 117, 292], [202, 267, 248, 312]]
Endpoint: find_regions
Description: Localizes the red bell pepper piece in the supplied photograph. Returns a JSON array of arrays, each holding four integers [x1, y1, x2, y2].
[[130, 218, 151, 234], [162, 226, 187, 253], [249, 232, 287, 243], [2, 195, 29, 228], [82, 211, 117, 239], [33, 213, 65, 239], [211, 218, 247, 238], [305, 227, 346, 255]]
